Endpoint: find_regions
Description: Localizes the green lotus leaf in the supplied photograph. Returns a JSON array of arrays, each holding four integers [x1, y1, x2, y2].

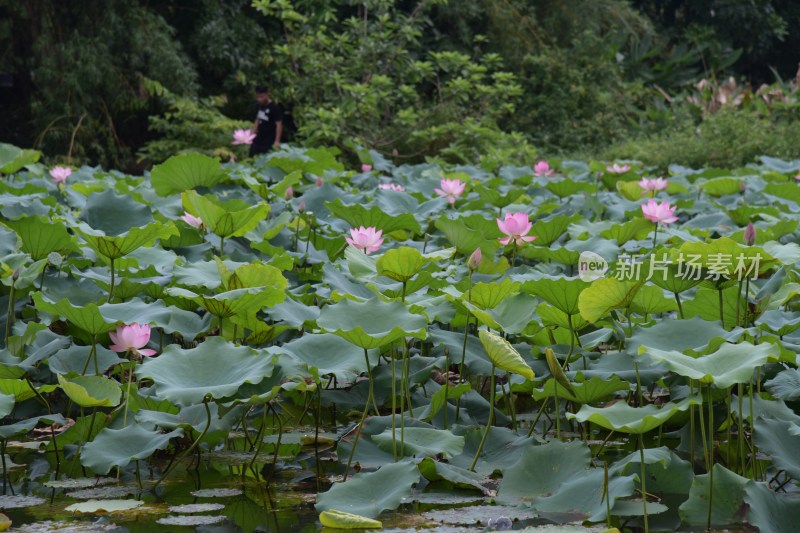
[[326, 198, 421, 234], [76, 221, 179, 260], [629, 316, 731, 354], [166, 286, 267, 319], [57, 374, 121, 408], [0, 413, 67, 440], [98, 298, 211, 341], [33, 292, 115, 335], [756, 309, 800, 337], [376, 247, 427, 282], [523, 276, 589, 316], [678, 464, 750, 528], [753, 418, 800, 480], [150, 152, 224, 196], [546, 178, 594, 198], [536, 302, 589, 331], [78, 188, 154, 236], [182, 190, 269, 239], [371, 427, 465, 459], [2, 216, 79, 260], [81, 424, 184, 474], [315, 460, 419, 518], [567, 396, 701, 434], [0, 254, 46, 289], [215, 260, 288, 306], [744, 480, 800, 533], [65, 499, 145, 513], [498, 439, 590, 502], [535, 468, 637, 522], [578, 277, 644, 323], [532, 375, 629, 404], [530, 213, 582, 247], [317, 297, 427, 349], [135, 337, 275, 406], [677, 237, 778, 278], [319, 509, 382, 530], [417, 457, 488, 494], [0, 143, 41, 174], [0, 391, 14, 418], [544, 347, 576, 396], [468, 278, 519, 310], [478, 330, 534, 379], [630, 284, 676, 315], [765, 368, 800, 401], [434, 214, 500, 256], [280, 333, 378, 382], [700, 177, 743, 196], [639, 341, 779, 388]]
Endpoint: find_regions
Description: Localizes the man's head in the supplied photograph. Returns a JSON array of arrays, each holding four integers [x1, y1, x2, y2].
[[255, 85, 270, 106]]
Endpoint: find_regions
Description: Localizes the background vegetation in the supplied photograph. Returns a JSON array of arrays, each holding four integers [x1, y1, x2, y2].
[[1, 0, 799, 170]]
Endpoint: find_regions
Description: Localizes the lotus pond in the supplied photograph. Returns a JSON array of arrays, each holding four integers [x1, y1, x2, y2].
[[1, 144, 800, 532]]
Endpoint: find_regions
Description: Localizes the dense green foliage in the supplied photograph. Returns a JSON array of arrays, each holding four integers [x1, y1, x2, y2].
[[1, 0, 799, 168]]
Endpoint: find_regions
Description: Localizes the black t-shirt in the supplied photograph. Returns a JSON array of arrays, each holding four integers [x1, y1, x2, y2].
[[253, 102, 284, 147]]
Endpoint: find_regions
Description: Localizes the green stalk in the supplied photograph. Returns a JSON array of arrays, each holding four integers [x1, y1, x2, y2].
[[343, 349, 378, 481], [633, 361, 644, 407], [706, 389, 715, 531], [652, 222, 658, 248], [501, 378, 516, 431], [718, 288, 725, 328], [554, 380, 561, 439], [391, 343, 397, 461], [689, 380, 695, 469], [697, 385, 710, 472], [469, 365, 495, 472], [108, 258, 115, 301], [154, 398, 212, 489], [455, 270, 473, 423], [640, 433, 649, 533], [738, 384, 746, 475], [725, 388, 732, 468], [674, 292, 684, 319], [4, 282, 15, 346], [122, 357, 135, 427], [442, 349, 449, 430]]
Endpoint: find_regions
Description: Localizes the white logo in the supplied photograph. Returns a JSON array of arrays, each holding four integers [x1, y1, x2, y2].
[[578, 251, 608, 282]]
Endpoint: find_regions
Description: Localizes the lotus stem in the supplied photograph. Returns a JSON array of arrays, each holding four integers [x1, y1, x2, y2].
[[1, 440, 11, 495], [469, 365, 495, 472], [263, 403, 283, 486], [80, 336, 98, 376], [108, 258, 115, 301], [456, 271, 473, 423], [38, 265, 47, 292], [689, 380, 695, 469], [639, 433, 649, 533], [603, 461, 612, 528], [343, 349, 379, 481], [738, 383, 746, 475], [4, 281, 15, 346], [652, 222, 658, 248], [697, 384, 710, 472], [633, 361, 643, 407], [155, 397, 212, 489], [725, 388, 732, 467], [554, 380, 561, 439], [707, 389, 715, 531], [391, 343, 397, 461], [736, 279, 743, 326], [674, 292, 684, 319], [718, 288, 724, 328], [442, 349, 449, 430], [501, 377, 516, 431], [123, 357, 135, 427]]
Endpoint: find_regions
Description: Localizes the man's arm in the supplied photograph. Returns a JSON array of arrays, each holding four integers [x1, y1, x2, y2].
[[251, 119, 258, 134], [273, 121, 283, 147]]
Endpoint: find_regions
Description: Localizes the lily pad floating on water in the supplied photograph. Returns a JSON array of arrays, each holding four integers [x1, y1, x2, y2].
[[44, 477, 116, 489], [67, 485, 137, 500], [420, 504, 535, 526], [168, 503, 225, 513], [0, 495, 46, 509], [65, 499, 144, 513], [190, 488, 243, 498], [157, 514, 226, 526], [319, 509, 383, 529]]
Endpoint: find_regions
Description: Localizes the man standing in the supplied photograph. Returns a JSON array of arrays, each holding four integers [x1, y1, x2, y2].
[[249, 85, 284, 157]]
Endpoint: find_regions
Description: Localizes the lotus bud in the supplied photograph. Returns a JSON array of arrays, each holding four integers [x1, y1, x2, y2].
[[12, 268, 19, 281], [298, 201, 306, 213], [739, 181, 746, 193], [315, 175, 324, 187], [284, 186, 294, 200], [467, 247, 482, 271], [744, 222, 756, 246]]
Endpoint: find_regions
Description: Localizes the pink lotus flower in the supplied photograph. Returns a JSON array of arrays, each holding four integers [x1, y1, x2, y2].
[[315, 176, 324, 187], [49, 166, 72, 184], [794, 175, 800, 181], [232, 129, 256, 145], [361, 164, 373, 172], [638, 177, 668, 192], [496, 212, 537, 246], [606, 163, 631, 174], [181, 212, 204, 229], [434, 178, 466, 205], [378, 183, 405, 192], [345, 226, 383, 254], [641, 199, 678, 224], [467, 248, 482, 271], [109, 323, 156, 357], [744, 222, 756, 246], [533, 161, 554, 177]]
